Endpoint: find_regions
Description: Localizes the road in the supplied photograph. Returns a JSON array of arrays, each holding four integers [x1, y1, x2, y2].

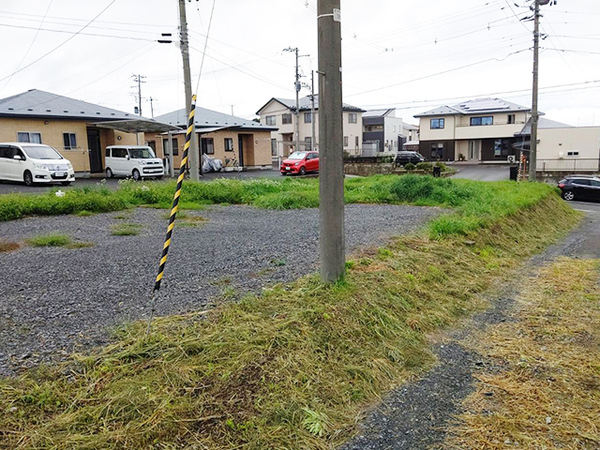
[[450, 163, 510, 181]]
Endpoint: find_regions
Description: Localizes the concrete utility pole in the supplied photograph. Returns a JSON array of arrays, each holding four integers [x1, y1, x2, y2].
[[178, 0, 200, 180], [311, 70, 317, 151], [284, 47, 309, 154], [132, 74, 146, 116], [528, 0, 541, 181], [318, 0, 345, 282]]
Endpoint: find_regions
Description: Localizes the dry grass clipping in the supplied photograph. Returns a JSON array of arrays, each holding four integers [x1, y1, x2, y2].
[[445, 258, 600, 449]]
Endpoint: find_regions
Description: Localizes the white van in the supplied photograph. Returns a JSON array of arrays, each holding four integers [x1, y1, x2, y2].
[[0, 142, 75, 186], [105, 145, 164, 180]]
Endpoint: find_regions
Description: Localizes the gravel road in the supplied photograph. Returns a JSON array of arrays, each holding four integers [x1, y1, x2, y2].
[[0, 204, 442, 376]]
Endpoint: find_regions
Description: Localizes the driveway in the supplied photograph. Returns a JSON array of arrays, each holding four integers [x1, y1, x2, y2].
[[451, 163, 510, 181]]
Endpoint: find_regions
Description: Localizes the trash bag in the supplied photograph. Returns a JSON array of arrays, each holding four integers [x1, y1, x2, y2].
[[202, 154, 223, 172]]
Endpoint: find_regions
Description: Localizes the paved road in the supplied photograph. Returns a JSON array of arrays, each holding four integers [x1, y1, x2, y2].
[[450, 163, 510, 181], [0, 169, 283, 194]]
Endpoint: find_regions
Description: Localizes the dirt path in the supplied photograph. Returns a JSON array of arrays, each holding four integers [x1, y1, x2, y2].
[[342, 209, 600, 450]]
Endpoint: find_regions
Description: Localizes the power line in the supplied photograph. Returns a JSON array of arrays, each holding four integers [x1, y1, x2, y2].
[[0, 0, 117, 83]]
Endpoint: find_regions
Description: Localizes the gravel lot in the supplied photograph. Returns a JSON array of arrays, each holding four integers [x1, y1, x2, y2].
[[0, 204, 443, 376]]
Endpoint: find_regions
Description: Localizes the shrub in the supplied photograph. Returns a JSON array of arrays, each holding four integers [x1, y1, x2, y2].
[[404, 163, 416, 171], [416, 162, 433, 172], [434, 162, 447, 172]]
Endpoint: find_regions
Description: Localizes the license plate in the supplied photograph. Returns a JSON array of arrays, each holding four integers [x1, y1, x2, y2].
[[286, 167, 291, 171]]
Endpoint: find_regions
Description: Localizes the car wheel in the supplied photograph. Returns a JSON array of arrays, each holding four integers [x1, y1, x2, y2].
[[106, 168, 114, 178], [562, 190, 575, 201], [61, 181, 72, 186], [23, 171, 34, 186], [299, 166, 306, 176], [132, 169, 141, 181]]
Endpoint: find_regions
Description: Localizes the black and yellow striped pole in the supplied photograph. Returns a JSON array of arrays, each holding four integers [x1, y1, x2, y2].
[[147, 95, 197, 334]]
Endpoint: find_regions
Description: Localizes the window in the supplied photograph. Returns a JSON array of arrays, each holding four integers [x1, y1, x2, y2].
[[470, 116, 493, 126], [348, 112, 358, 124], [112, 148, 128, 158], [224, 138, 234, 152], [567, 151, 580, 156], [507, 114, 516, 124], [303, 112, 312, 124], [201, 137, 214, 155], [305, 137, 312, 149], [282, 113, 292, 124], [430, 118, 445, 129], [265, 115, 276, 126], [344, 136, 349, 147], [355, 136, 359, 147], [271, 138, 277, 157], [63, 133, 77, 150], [430, 143, 444, 159], [17, 132, 42, 143], [493, 139, 510, 157], [162, 138, 179, 156]]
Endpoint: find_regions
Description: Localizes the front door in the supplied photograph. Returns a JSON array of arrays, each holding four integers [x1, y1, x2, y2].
[[86, 128, 103, 173], [238, 135, 244, 167], [468, 140, 480, 161]]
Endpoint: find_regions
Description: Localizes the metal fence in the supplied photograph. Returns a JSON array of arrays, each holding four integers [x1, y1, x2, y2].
[[537, 158, 600, 172]]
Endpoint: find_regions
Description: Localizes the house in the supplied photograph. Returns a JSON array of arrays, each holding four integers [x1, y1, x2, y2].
[[256, 96, 364, 158], [414, 98, 531, 162], [362, 109, 404, 156], [515, 117, 600, 172], [402, 122, 420, 151], [152, 107, 277, 170], [0, 89, 166, 173]]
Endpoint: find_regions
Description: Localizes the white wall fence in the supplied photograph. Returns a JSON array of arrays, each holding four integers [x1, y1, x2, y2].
[[538, 158, 600, 172]]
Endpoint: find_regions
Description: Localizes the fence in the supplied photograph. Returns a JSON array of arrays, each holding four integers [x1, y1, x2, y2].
[[537, 158, 600, 172]]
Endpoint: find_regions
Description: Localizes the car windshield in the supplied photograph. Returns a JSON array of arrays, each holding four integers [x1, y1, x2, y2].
[[288, 152, 307, 160], [22, 145, 63, 160], [129, 147, 156, 159]]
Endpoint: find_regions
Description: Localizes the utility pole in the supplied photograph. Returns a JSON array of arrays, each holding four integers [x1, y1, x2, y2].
[[284, 47, 309, 154], [311, 70, 316, 151], [132, 74, 146, 116], [150, 97, 155, 118], [178, 0, 200, 180], [528, 0, 540, 181], [318, 0, 345, 282]]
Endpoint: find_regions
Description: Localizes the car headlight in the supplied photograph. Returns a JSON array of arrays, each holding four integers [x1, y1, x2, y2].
[[294, 162, 300, 166], [34, 163, 49, 170], [67, 162, 73, 170], [139, 160, 147, 165]]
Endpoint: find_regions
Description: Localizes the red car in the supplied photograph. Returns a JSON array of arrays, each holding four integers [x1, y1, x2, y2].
[[280, 151, 319, 175]]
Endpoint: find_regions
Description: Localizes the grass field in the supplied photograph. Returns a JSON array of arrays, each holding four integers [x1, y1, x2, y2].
[[0, 192, 580, 449]]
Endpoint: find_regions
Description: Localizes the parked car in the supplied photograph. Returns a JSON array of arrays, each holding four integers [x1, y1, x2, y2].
[[105, 145, 164, 180], [395, 151, 425, 166], [558, 175, 600, 202], [280, 151, 319, 175], [0, 142, 75, 186]]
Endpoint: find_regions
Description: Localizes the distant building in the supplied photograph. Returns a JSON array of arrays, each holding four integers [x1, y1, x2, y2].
[[362, 109, 403, 156]]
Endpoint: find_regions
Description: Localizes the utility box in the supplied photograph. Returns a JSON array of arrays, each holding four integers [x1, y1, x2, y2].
[[433, 166, 441, 178], [509, 165, 519, 181]]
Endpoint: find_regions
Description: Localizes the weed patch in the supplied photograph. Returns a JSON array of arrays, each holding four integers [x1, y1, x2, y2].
[[26, 234, 72, 247], [110, 223, 142, 236], [0, 240, 21, 252], [0, 195, 580, 449]]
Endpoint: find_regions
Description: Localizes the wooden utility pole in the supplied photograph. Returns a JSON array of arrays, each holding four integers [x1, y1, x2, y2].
[[178, 0, 200, 180], [318, 0, 345, 282]]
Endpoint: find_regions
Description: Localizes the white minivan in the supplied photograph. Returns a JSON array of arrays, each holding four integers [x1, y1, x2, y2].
[[105, 145, 164, 181], [0, 142, 75, 186]]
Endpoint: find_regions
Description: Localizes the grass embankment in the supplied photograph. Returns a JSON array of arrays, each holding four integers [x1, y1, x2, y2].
[[0, 189, 579, 449], [445, 258, 600, 449], [0, 176, 555, 238]]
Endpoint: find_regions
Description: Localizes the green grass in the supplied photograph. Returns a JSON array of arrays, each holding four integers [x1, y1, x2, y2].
[[0, 195, 580, 450], [26, 233, 72, 247], [110, 223, 142, 236]]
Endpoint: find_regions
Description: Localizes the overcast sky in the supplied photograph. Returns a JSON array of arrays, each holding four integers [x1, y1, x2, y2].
[[0, 0, 599, 126]]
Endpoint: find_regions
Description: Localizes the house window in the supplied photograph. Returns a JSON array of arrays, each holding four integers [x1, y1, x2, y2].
[[282, 113, 292, 124], [63, 133, 77, 150], [305, 137, 312, 150], [265, 115, 276, 126], [348, 112, 358, 124], [17, 132, 42, 143], [507, 114, 516, 124], [493, 139, 510, 157], [344, 136, 349, 147], [224, 138, 234, 152], [304, 112, 312, 124], [470, 116, 493, 126], [271, 138, 277, 156], [567, 151, 580, 156], [430, 118, 445, 129], [201, 137, 214, 155], [430, 143, 444, 159], [355, 136, 359, 147], [162, 138, 179, 156]]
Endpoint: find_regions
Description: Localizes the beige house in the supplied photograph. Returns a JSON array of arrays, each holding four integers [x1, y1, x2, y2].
[[256, 96, 364, 157], [0, 89, 154, 173], [415, 98, 531, 162], [151, 107, 276, 171]]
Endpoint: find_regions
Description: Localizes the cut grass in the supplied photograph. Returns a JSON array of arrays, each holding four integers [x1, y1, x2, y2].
[[0, 195, 581, 450], [0, 240, 21, 252], [26, 233, 72, 247], [110, 223, 142, 236], [444, 258, 600, 449], [0, 176, 561, 238]]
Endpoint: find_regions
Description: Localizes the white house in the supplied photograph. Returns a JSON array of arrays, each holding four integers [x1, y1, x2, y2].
[[362, 109, 404, 156]]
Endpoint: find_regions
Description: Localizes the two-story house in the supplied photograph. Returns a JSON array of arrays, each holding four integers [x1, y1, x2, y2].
[[414, 98, 531, 162], [256, 96, 364, 158], [362, 108, 404, 156]]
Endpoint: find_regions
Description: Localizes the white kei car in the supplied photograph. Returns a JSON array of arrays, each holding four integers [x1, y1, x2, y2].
[[0, 143, 75, 186]]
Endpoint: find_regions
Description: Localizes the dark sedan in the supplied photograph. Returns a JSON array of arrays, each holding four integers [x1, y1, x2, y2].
[[558, 175, 600, 202]]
